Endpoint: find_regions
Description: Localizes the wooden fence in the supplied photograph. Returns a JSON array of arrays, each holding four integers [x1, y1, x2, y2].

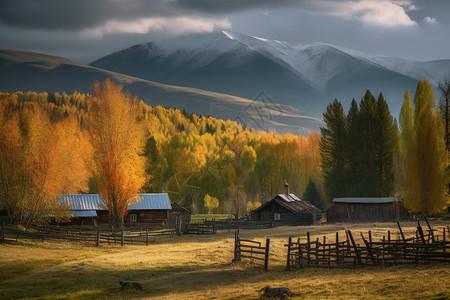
[[203, 219, 274, 230], [0, 225, 177, 246], [285, 220, 450, 269], [184, 223, 216, 234], [233, 230, 270, 271]]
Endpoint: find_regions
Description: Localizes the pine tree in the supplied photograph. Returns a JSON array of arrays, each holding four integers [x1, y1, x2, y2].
[[320, 99, 348, 199], [303, 180, 324, 210], [375, 93, 396, 196]]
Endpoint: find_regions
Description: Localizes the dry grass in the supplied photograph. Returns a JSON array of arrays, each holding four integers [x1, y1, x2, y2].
[[0, 221, 449, 299]]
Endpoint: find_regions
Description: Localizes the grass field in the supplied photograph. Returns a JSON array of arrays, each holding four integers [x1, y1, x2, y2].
[[1, 221, 449, 299]]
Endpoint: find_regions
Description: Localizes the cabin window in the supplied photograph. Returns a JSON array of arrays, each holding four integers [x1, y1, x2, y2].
[[130, 213, 137, 222], [274, 213, 280, 221]]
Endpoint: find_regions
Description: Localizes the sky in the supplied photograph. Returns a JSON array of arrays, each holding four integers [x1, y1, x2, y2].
[[0, 0, 449, 64]]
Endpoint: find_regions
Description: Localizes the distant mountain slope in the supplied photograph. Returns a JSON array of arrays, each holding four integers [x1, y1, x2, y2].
[[91, 31, 450, 117], [0, 48, 323, 135]]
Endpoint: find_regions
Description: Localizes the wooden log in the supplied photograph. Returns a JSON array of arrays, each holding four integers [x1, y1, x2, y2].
[[397, 221, 406, 242], [347, 230, 362, 264], [417, 225, 426, 244], [264, 238, 270, 272], [361, 233, 377, 265], [424, 217, 434, 242]]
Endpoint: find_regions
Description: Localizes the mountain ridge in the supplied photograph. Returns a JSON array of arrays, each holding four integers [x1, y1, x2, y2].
[[0, 47, 323, 135], [91, 30, 450, 117]]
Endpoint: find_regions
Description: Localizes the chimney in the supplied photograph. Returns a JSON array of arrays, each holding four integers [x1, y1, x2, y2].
[[284, 181, 289, 195]]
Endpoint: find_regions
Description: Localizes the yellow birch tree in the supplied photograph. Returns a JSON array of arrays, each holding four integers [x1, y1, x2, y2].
[[88, 79, 146, 231]]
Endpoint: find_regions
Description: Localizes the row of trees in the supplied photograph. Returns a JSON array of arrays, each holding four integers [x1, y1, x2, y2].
[[320, 80, 449, 216], [320, 91, 397, 198], [0, 80, 326, 229]]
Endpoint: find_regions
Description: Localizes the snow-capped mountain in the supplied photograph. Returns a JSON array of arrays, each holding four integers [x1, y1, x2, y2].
[[91, 31, 450, 117], [0, 48, 324, 135]]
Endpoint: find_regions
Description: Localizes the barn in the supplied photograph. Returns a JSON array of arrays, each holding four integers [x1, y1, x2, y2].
[[250, 185, 322, 226], [326, 197, 409, 223], [59, 193, 172, 225]]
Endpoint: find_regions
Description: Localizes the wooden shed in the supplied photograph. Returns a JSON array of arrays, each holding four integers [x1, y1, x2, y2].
[[167, 202, 192, 232], [250, 190, 322, 226], [59, 193, 172, 225], [326, 197, 409, 223]]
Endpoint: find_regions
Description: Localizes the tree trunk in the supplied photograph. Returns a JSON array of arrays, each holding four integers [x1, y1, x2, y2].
[[110, 213, 124, 232]]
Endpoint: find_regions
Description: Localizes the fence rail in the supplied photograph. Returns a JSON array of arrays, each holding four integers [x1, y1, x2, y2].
[[285, 219, 450, 269], [184, 223, 216, 234], [0, 225, 177, 246], [203, 219, 274, 230], [234, 230, 270, 271]]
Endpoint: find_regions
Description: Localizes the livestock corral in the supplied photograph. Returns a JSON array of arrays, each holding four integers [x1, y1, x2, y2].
[[1, 220, 449, 299]]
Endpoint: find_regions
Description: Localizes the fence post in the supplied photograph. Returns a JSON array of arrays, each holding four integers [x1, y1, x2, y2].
[[443, 227, 446, 253], [347, 230, 362, 265], [424, 217, 434, 242], [0, 222, 4, 243], [306, 232, 311, 265], [96, 231, 100, 247], [368, 230, 372, 247], [397, 221, 405, 242], [336, 232, 339, 264], [146, 229, 149, 246], [121, 230, 124, 247], [234, 230, 240, 261], [286, 237, 292, 270], [264, 238, 270, 272]]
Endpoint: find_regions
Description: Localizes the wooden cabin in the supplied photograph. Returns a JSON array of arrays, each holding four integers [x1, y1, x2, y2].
[[250, 184, 322, 226], [59, 193, 172, 225], [126, 194, 172, 225], [326, 197, 409, 223]]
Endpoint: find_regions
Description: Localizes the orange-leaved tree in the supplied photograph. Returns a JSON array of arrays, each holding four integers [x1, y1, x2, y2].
[[0, 102, 91, 227], [88, 79, 147, 231]]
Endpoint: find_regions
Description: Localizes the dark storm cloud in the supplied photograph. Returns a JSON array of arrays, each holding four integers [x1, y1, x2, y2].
[[175, 0, 304, 14], [0, 0, 181, 30]]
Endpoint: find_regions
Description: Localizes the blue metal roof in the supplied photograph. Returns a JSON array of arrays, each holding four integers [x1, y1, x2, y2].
[[333, 197, 395, 204], [59, 193, 172, 212], [128, 193, 172, 210], [60, 194, 106, 210], [71, 210, 98, 217]]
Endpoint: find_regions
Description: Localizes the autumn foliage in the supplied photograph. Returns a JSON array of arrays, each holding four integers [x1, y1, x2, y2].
[[88, 80, 147, 231]]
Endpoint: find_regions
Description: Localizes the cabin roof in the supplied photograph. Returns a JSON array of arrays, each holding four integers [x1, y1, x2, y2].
[[332, 197, 395, 204], [60, 194, 105, 210], [59, 193, 172, 212], [128, 193, 172, 210], [171, 202, 193, 214], [252, 193, 322, 214]]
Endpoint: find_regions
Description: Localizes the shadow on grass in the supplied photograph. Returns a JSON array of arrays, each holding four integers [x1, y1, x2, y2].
[[0, 261, 286, 299]]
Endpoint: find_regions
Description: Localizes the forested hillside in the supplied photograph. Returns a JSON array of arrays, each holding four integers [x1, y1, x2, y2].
[[0, 86, 324, 223]]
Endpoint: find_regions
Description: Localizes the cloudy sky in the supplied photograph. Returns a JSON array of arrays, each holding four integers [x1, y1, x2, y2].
[[0, 0, 448, 64]]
